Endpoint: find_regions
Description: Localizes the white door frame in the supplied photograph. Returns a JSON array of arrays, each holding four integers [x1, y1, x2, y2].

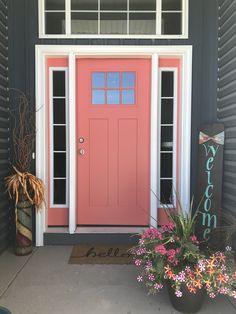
[[35, 45, 192, 246]]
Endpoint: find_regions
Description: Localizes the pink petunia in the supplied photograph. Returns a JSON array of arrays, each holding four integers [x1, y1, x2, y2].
[[175, 290, 183, 298], [137, 275, 143, 282], [155, 244, 167, 255]]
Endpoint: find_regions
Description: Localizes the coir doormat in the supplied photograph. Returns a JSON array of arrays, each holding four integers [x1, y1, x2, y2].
[[69, 244, 134, 264]]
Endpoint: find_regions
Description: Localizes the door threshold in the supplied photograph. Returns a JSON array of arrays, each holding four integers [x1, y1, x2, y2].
[[75, 226, 147, 234]]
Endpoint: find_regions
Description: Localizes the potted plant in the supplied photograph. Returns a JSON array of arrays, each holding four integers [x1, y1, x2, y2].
[[5, 92, 44, 256], [131, 201, 236, 313]]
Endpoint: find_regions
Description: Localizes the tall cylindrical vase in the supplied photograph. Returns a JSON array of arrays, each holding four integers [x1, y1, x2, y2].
[[15, 190, 33, 255]]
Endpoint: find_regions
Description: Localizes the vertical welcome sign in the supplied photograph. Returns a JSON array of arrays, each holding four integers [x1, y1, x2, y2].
[[196, 124, 224, 247]]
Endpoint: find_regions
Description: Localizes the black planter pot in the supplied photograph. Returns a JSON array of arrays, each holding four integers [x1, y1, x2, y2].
[[0, 306, 11, 314], [166, 281, 205, 314]]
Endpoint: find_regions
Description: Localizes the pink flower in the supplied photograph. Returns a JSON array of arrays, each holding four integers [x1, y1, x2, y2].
[[209, 293, 216, 298], [145, 261, 152, 270], [190, 235, 198, 242], [154, 283, 163, 290], [175, 290, 182, 298], [137, 275, 143, 282], [135, 259, 142, 266], [148, 274, 155, 281], [155, 244, 167, 255], [177, 271, 186, 282]]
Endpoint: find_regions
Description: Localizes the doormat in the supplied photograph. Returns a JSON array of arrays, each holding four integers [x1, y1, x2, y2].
[[69, 244, 134, 264]]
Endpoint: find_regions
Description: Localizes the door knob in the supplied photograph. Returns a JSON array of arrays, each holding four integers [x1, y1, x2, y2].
[[79, 148, 85, 156]]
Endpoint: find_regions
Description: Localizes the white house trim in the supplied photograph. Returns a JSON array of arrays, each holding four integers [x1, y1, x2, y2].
[[35, 45, 192, 246]]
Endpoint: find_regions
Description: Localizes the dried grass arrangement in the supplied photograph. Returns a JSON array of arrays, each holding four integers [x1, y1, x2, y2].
[[5, 92, 45, 255]]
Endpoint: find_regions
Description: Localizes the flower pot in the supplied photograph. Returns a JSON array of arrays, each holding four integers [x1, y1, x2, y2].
[[166, 281, 205, 313], [15, 191, 33, 256]]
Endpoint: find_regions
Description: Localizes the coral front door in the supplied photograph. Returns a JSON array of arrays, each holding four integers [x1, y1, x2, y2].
[[76, 59, 150, 225]]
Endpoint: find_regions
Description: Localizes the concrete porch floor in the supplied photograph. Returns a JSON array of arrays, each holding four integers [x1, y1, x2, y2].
[[0, 246, 236, 314]]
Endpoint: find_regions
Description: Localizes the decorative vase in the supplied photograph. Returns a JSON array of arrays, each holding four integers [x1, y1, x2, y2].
[[15, 190, 33, 256], [166, 281, 205, 313]]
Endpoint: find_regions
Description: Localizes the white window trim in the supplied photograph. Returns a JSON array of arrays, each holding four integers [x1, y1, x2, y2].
[[35, 44, 192, 246], [49, 67, 69, 209], [38, 0, 189, 39]]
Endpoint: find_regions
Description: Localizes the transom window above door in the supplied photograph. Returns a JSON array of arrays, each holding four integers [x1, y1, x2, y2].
[[39, 0, 188, 38]]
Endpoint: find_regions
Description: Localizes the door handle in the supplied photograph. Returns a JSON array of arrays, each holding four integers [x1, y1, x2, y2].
[[79, 148, 85, 156]]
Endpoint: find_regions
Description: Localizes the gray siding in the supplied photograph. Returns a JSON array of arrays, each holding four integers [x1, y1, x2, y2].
[[218, 0, 236, 220], [0, 0, 10, 253], [8, 0, 219, 200]]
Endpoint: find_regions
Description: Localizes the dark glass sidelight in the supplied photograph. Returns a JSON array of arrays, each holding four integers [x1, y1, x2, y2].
[[53, 71, 65, 96], [54, 179, 66, 204], [161, 99, 173, 124], [160, 179, 173, 204], [161, 153, 173, 178], [54, 153, 66, 178], [161, 72, 174, 97], [161, 126, 173, 151], [53, 98, 66, 124], [53, 126, 66, 151]]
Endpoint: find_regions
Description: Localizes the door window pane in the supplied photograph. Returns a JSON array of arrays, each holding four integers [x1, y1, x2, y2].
[[107, 90, 120, 104], [54, 153, 66, 177], [71, 12, 98, 34], [53, 99, 66, 124], [45, 0, 65, 10], [53, 71, 65, 96], [101, 0, 127, 11], [71, 0, 98, 10], [122, 72, 135, 88], [92, 90, 105, 104], [101, 13, 127, 34], [129, 13, 156, 34], [162, 13, 181, 35], [107, 72, 120, 88], [129, 0, 156, 11], [161, 99, 173, 124], [122, 90, 135, 104], [54, 126, 66, 151], [45, 12, 65, 34], [54, 179, 66, 204], [92, 72, 105, 88], [162, 0, 182, 11], [161, 72, 173, 97]]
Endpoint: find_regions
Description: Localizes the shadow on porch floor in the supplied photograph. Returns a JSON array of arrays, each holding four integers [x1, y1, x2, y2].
[[0, 246, 235, 314]]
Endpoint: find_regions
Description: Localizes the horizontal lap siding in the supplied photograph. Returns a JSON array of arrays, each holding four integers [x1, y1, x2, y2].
[[0, 0, 10, 254], [218, 0, 236, 223]]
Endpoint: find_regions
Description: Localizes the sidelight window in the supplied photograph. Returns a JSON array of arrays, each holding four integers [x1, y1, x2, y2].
[[159, 69, 177, 206], [50, 69, 68, 206]]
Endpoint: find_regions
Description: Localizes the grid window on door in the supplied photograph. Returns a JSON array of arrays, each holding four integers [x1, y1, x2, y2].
[[159, 71, 175, 205], [92, 71, 135, 105], [51, 70, 68, 206]]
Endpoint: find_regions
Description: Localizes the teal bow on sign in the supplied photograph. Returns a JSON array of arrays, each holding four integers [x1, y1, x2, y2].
[[199, 131, 224, 145]]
